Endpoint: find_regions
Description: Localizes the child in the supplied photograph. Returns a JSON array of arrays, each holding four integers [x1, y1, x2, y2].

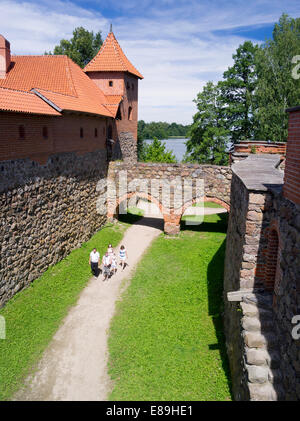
[[107, 244, 113, 256], [102, 252, 111, 281], [119, 245, 128, 270], [111, 251, 117, 275]]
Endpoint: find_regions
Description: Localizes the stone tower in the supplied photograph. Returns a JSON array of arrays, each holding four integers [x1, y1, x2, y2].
[[84, 29, 143, 161]]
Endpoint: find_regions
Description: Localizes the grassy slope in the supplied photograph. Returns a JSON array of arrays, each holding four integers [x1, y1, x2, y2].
[[108, 212, 232, 401], [0, 222, 129, 401]]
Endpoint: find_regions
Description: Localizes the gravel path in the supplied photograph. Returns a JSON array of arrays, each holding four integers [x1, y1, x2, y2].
[[14, 205, 227, 401]]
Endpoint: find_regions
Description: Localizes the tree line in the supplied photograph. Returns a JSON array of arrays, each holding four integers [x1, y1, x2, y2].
[[138, 121, 191, 140]]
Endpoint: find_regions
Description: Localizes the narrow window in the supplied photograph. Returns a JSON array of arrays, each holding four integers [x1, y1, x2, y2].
[[132, 83, 134, 90], [42, 126, 48, 139], [103, 127, 106, 136], [109, 81, 113, 87], [127, 82, 130, 89], [19, 125, 25, 139], [107, 125, 112, 139], [128, 106, 133, 121], [80, 127, 83, 138], [95, 128, 98, 138], [116, 106, 122, 120]]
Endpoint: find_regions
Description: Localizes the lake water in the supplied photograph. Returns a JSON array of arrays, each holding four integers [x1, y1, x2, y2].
[[145, 138, 188, 162]]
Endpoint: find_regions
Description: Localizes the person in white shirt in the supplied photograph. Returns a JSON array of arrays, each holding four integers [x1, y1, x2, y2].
[[89, 248, 100, 277]]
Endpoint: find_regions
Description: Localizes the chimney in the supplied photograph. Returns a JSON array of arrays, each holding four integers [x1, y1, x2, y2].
[[0, 35, 11, 79]]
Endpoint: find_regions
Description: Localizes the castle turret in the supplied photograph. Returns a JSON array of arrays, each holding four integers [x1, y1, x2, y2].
[[84, 29, 143, 144], [0, 35, 11, 79]]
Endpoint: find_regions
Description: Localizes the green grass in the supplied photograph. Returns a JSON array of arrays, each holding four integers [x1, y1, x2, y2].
[[0, 221, 130, 401], [108, 212, 232, 400], [194, 201, 224, 208]]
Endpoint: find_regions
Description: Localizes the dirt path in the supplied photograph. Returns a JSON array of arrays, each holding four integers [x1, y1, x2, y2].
[[14, 217, 163, 401], [14, 206, 227, 401]]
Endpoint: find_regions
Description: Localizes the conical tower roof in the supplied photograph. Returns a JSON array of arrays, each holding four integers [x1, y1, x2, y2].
[[83, 31, 143, 79]]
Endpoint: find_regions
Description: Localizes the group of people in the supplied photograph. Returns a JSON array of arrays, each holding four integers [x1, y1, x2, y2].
[[89, 244, 128, 281]]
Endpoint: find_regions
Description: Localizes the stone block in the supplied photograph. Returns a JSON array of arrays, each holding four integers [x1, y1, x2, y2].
[[244, 332, 266, 348], [242, 316, 261, 331], [246, 348, 268, 365], [247, 365, 269, 383], [248, 383, 278, 401]]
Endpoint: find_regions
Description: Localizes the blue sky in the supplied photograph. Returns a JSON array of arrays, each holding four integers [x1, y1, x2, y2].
[[0, 0, 300, 123]]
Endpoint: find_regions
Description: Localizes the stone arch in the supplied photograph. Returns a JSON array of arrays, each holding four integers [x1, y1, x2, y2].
[[180, 195, 230, 216], [108, 191, 164, 219]]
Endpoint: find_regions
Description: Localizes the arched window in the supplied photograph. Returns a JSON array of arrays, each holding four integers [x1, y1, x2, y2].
[[116, 106, 122, 120], [42, 126, 48, 139], [265, 229, 280, 292], [19, 125, 25, 139], [128, 106, 133, 121], [80, 127, 83, 138], [109, 81, 113, 87], [95, 128, 98, 138]]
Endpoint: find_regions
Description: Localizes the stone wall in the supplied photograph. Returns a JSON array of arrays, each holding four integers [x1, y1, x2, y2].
[[224, 154, 300, 400], [107, 161, 232, 234], [0, 150, 108, 308]]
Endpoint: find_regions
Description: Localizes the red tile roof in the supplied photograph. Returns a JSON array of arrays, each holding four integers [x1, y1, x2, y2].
[[0, 55, 77, 96], [0, 31, 140, 116], [0, 87, 61, 115], [0, 55, 115, 117], [84, 32, 143, 79]]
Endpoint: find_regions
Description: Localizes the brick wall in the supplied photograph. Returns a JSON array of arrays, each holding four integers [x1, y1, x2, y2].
[[234, 141, 287, 155], [0, 112, 108, 164], [87, 71, 139, 141], [283, 109, 300, 205]]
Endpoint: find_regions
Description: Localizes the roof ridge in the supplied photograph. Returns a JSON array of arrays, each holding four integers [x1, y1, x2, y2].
[[32, 86, 78, 98], [64, 56, 78, 97], [0, 86, 36, 94], [12, 54, 67, 58], [111, 33, 127, 71]]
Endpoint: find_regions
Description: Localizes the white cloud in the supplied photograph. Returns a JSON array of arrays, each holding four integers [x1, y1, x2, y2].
[[0, 0, 300, 123]]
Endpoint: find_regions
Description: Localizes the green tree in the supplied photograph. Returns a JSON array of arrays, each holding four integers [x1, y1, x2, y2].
[[220, 41, 258, 143], [143, 137, 177, 163], [254, 14, 300, 141], [45, 27, 103, 68], [184, 81, 229, 165]]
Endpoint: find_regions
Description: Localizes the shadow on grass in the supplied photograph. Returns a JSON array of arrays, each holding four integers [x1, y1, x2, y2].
[[180, 212, 228, 233], [118, 212, 143, 224], [207, 237, 233, 399]]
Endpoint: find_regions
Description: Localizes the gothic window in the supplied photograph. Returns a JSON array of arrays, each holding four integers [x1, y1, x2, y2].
[[116, 106, 122, 120], [95, 128, 98, 138], [128, 106, 133, 121], [109, 81, 113, 87], [80, 127, 83, 138]]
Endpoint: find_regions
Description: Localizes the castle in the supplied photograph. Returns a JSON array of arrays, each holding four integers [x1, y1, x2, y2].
[[0, 30, 142, 164], [0, 29, 300, 401]]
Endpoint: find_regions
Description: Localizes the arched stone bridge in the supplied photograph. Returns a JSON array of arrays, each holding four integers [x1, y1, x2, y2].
[[107, 162, 232, 234]]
